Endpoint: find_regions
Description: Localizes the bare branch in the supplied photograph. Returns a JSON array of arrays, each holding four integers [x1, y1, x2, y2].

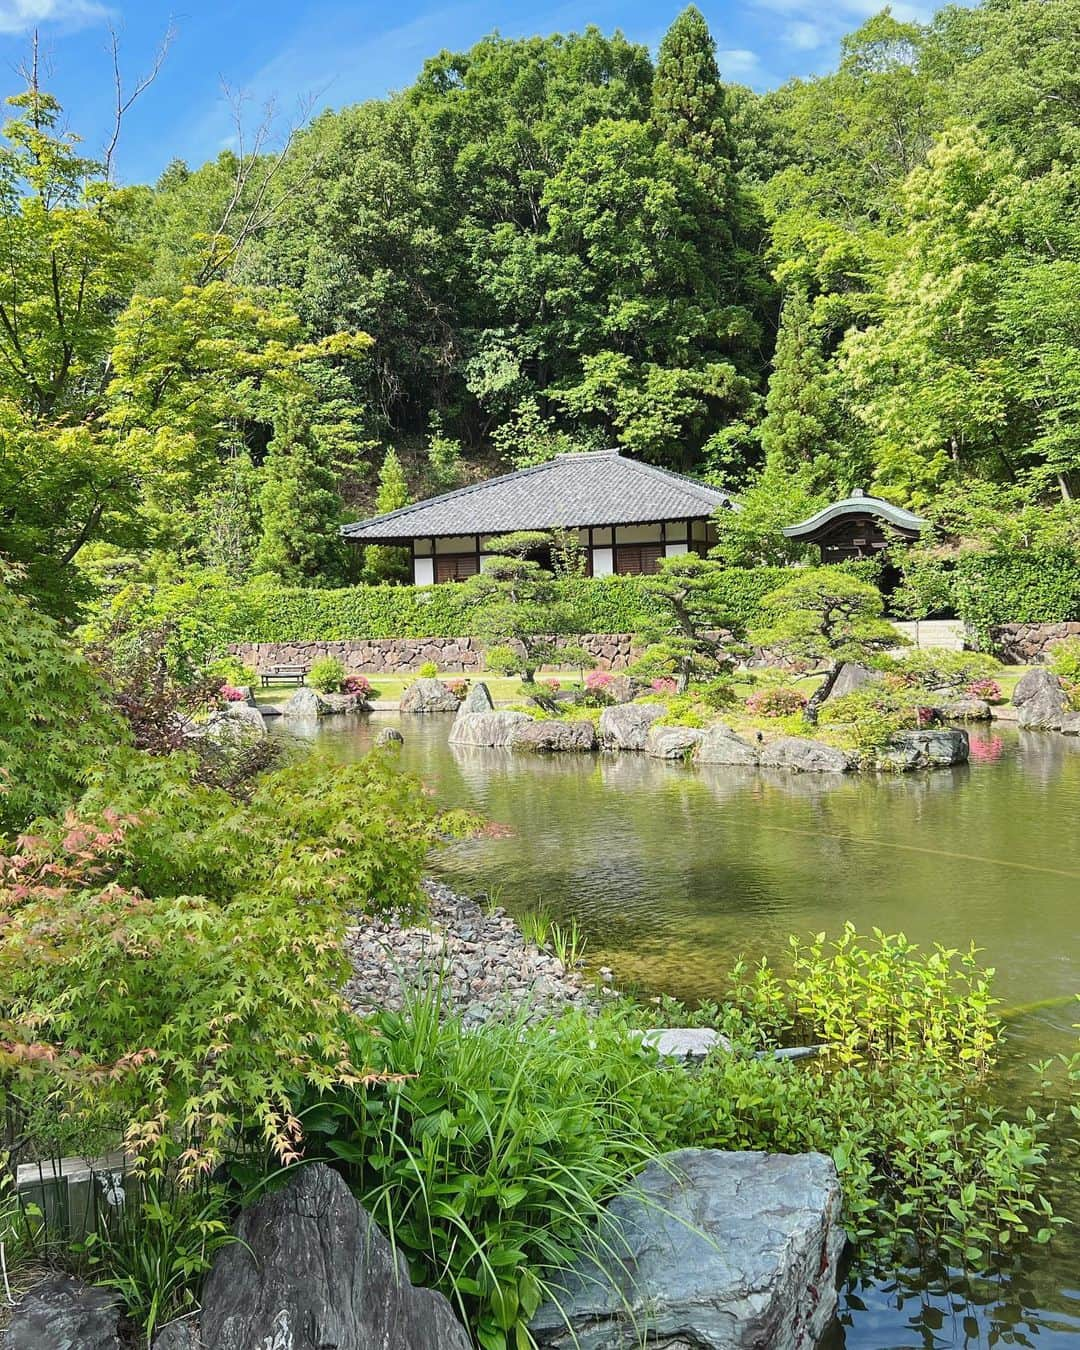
[[194, 86, 322, 284], [103, 21, 175, 182]]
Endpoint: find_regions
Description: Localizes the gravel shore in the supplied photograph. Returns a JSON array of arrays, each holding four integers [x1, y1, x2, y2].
[[345, 879, 602, 1026]]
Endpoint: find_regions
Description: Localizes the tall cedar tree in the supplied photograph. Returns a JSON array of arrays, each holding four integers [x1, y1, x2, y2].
[[652, 5, 736, 170], [364, 448, 413, 583], [254, 409, 347, 586]]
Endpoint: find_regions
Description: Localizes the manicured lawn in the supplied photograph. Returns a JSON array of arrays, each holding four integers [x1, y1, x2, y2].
[[254, 673, 568, 706]]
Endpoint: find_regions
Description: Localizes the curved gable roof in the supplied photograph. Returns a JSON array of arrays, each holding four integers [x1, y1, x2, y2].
[[341, 451, 733, 543], [782, 492, 928, 539]]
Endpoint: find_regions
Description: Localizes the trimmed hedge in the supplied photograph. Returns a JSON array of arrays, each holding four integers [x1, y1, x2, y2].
[[232, 570, 794, 643], [952, 551, 1080, 644]]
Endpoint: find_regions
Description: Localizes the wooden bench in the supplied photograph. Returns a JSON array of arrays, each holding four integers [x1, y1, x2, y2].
[[260, 664, 308, 687]]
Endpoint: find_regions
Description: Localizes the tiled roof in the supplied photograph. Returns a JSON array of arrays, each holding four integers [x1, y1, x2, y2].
[[341, 450, 733, 543], [782, 491, 928, 538]]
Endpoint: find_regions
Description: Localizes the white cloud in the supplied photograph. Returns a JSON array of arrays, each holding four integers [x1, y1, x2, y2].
[[784, 21, 825, 51], [0, 0, 110, 34], [716, 47, 762, 80]]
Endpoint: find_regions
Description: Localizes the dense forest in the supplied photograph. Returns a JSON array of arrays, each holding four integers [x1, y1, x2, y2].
[[3, 0, 1080, 619]]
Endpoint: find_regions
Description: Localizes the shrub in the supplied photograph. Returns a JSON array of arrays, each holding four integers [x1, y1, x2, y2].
[[965, 678, 1002, 702], [342, 674, 372, 698], [0, 753, 479, 1176], [582, 668, 614, 705], [746, 686, 808, 718], [818, 684, 922, 751], [539, 678, 561, 693], [309, 656, 346, 692], [484, 644, 520, 677], [444, 678, 469, 699], [219, 684, 247, 702], [416, 659, 439, 679], [697, 676, 738, 710], [1048, 637, 1080, 687], [0, 581, 129, 837], [650, 677, 678, 695], [890, 649, 1002, 692], [297, 931, 1056, 1347], [205, 656, 257, 687]]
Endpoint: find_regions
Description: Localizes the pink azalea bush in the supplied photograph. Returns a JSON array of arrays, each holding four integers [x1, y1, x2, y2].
[[650, 677, 678, 695], [539, 678, 561, 693], [584, 669, 612, 692], [342, 675, 372, 698], [219, 684, 246, 702], [445, 678, 470, 699], [965, 678, 1002, 702], [745, 687, 807, 718]]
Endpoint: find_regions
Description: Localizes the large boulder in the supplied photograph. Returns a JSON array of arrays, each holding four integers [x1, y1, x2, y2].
[[599, 703, 667, 752], [459, 680, 494, 714], [935, 697, 991, 722], [644, 725, 705, 759], [824, 662, 877, 702], [282, 686, 331, 718], [605, 674, 644, 704], [449, 711, 533, 748], [530, 1149, 844, 1350], [375, 726, 404, 747], [199, 1163, 471, 1350], [221, 701, 267, 736], [400, 678, 461, 714], [695, 724, 760, 766], [875, 728, 969, 771], [151, 1324, 200, 1350], [1061, 712, 1080, 735], [1013, 668, 1071, 730], [321, 691, 367, 714], [758, 737, 853, 773], [3, 1274, 121, 1349], [512, 719, 598, 753]]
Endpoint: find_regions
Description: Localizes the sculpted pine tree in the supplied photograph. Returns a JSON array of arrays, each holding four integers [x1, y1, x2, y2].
[[631, 555, 736, 693], [461, 532, 589, 684], [750, 569, 901, 722]]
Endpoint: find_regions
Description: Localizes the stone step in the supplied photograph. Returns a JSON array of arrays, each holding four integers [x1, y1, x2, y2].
[[891, 619, 967, 651]]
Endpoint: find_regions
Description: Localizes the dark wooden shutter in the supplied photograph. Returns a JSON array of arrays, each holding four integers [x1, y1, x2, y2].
[[435, 554, 480, 583], [615, 544, 663, 576]]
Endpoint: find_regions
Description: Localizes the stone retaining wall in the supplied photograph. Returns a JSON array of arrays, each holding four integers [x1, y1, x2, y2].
[[230, 634, 638, 674], [991, 621, 1080, 664]]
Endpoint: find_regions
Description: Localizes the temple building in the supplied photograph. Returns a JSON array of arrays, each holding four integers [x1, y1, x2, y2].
[[782, 490, 928, 563], [341, 450, 733, 585]]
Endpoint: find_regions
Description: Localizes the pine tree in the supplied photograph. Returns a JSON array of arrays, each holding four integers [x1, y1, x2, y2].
[[254, 407, 347, 586], [652, 6, 735, 171], [365, 448, 413, 584]]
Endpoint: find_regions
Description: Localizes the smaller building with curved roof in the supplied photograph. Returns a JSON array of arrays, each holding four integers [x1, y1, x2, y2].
[[782, 490, 928, 563]]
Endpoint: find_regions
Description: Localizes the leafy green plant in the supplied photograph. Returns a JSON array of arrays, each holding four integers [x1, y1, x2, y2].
[[416, 659, 440, 679], [549, 919, 588, 969], [817, 684, 922, 751], [1048, 638, 1080, 707], [76, 1175, 235, 1341], [518, 908, 553, 949], [309, 655, 346, 692], [629, 556, 739, 693], [0, 579, 129, 837], [1, 753, 477, 1176]]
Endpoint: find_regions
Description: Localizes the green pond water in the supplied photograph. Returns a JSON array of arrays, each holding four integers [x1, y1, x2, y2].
[[287, 713, 1080, 1348]]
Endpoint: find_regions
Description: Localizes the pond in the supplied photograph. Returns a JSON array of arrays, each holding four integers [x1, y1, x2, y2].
[[286, 713, 1080, 1348]]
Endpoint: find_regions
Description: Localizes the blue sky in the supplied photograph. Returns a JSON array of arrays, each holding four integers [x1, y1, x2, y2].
[[0, 0, 931, 185]]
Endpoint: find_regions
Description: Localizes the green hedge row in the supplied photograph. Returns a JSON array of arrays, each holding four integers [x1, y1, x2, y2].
[[232, 570, 794, 643], [952, 550, 1080, 641]]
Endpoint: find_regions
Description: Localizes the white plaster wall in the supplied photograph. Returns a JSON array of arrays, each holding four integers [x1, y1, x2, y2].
[[592, 547, 614, 577], [413, 557, 435, 586], [664, 541, 689, 557]]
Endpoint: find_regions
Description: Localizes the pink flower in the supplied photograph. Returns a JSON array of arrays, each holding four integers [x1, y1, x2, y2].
[[650, 677, 678, 694], [219, 684, 246, 702], [965, 678, 1001, 702], [342, 675, 372, 697], [584, 669, 613, 691]]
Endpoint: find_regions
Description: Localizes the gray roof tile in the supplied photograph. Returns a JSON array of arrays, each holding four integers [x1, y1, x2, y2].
[[341, 450, 733, 542], [783, 492, 928, 538]]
